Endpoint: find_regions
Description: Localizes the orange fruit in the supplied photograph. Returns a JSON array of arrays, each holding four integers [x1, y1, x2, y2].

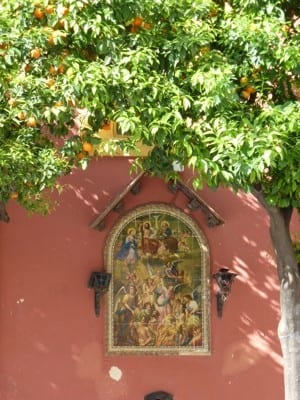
[[53, 19, 67, 30], [57, 64, 65, 74], [30, 47, 41, 59], [26, 117, 37, 127], [48, 30, 67, 45], [46, 78, 55, 87], [45, 4, 55, 14], [240, 76, 248, 85], [58, 19, 67, 29], [34, 7, 44, 19], [67, 98, 76, 107], [200, 47, 210, 55], [129, 26, 139, 33], [24, 64, 32, 73], [48, 34, 55, 46], [102, 121, 111, 130], [17, 112, 26, 120], [133, 16, 143, 27], [241, 90, 251, 100], [82, 142, 93, 153], [245, 86, 256, 94], [143, 22, 152, 30], [61, 6, 69, 16], [282, 25, 290, 33], [49, 65, 57, 75], [8, 98, 17, 107]]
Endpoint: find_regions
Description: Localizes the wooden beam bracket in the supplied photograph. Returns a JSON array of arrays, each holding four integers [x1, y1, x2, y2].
[[169, 180, 224, 227], [113, 200, 124, 213], [90, 171, 145, 230]]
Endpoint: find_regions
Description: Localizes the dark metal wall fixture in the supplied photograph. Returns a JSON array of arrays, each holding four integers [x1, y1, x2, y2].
[[144, 391, 174, 400], [213, 268, 238, 318], [88, 271, 112, 317]]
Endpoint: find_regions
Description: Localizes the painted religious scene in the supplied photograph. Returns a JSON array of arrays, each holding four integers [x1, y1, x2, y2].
[[105, 204, 210, 355]]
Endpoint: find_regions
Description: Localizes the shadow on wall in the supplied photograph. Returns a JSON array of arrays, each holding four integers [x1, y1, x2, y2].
[[212, 190, 282, 378], [58, 158, 137, 218]]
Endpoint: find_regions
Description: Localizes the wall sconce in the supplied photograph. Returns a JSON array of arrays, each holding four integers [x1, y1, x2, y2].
[[213, 268, 237, 318], [88, 271, 111, 317], [144, 391, 173, 400]]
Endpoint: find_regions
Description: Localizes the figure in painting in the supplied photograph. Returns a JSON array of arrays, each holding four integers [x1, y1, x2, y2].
[[143, 221, 156, 240], [125, 271, 143, 298], [154, 282, 174, 322], [114, 285, 138, 345], [183, 315, 202, 346], [163, 260, 184, 286], [155, 314, 178, 346], [140, 221, 159, 256], [136, 316, 154, 346], [158, 221, 172, 239], [178, 230, 190, 253], [183, 294, 199, 316], [158, 221, 178, 255], [189, 325, 202, 346], [116, 228, 139, 270], [141, 277, 156, 306]]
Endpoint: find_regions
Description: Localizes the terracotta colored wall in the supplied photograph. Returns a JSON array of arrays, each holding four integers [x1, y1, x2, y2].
[[0, 157, 283, 400]]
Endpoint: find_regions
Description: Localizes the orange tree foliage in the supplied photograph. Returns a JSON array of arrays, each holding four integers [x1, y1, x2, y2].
[[1, 0, 300, 214]]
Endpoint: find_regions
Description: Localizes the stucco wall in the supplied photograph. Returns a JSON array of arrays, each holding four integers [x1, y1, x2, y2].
[[0, 157, 283, 400]]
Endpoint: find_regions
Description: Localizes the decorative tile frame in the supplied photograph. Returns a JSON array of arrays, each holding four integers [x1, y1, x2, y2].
[[105, 203, 211, 355]]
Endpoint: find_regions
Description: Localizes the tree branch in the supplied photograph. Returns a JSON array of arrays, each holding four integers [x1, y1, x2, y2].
[[0, 201, 10, 223]]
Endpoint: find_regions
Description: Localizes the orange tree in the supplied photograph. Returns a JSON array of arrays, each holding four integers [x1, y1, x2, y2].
[[1, 1, 300, 398]]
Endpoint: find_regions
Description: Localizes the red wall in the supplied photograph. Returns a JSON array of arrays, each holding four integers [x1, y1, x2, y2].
[[0, 157, 283, 400]]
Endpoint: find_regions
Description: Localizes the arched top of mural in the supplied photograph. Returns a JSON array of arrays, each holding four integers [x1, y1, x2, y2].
[[105, 203, 211, 356]]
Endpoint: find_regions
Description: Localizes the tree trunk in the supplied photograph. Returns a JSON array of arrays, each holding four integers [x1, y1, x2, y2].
[[253, 190, 300, 400]]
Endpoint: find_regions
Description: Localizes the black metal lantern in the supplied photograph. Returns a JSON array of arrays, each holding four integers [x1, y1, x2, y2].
[[88, 271, 111, 317], [213, 268, 237, 318]]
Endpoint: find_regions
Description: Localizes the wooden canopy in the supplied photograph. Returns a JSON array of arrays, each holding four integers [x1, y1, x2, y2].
[[89, 172, 224, 231]]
